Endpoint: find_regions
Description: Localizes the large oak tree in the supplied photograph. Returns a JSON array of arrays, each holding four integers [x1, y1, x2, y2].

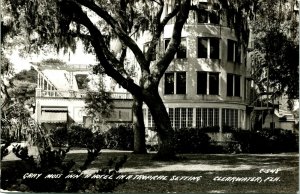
[[3, 0, 191, 158]]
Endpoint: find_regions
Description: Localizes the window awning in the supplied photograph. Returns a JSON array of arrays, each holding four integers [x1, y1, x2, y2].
[[41, 107, 68, 112], [40, 111, 67, 123]]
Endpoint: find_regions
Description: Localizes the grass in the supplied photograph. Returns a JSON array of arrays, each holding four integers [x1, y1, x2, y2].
[[65, 150, 299, 193]]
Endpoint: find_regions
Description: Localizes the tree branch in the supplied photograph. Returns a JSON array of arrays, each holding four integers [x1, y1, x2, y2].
[[72, 0, 149, 71], [64, 0, 142, 96], [160, 1, 180, 27], [145, 0, 180, 67], [153, 0, 191, 81]]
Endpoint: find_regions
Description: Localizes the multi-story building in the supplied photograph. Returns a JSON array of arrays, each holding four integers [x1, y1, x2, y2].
[[143, 0, 250, 131], [34, 0, 253, 134], [33, 63, 133, 132]]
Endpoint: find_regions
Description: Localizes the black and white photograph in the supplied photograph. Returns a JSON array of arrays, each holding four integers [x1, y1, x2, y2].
[[1, 0, 299, 193]]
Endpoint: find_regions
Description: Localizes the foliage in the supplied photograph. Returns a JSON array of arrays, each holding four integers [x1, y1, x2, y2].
[[231, 128, 298, 153], [2, 145, 127, 192], [75, 74, 89, 90], [174, 128, 211, 153], [1, 102, 31, 142], [1, 140, 11, 160], [1, 51, 14, 109], [40, 58, 66, 66], [85, 78, 114, 120], [50, 126, 68, 147], [221, 125, 237, 133], [68, 125, 105, 149], [249, 0, 299, 100], [105, 125, 134, 150], [13, 67, 37, 83], [1, 65, 37, 142], [8, 80, 36, 103], [199, 126, 220, 133]]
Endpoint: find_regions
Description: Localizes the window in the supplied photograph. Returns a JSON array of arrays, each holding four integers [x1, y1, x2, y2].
[[197, 72, 219, 95], [202, 108, 208, 127], [214, 108, 219, 127], [175, 108, 180, 129], [227, 39, 241, 63], [227, 74, 241, 97], [196, 108, 202, 128], [165, 73, 174, 94], [196, 108, 219, 128], [148, 109, 155, 128], [197, 9, 219, 24], [197, 10, 208, 23], [234, 75, 241, 97], [209, 72, 219, 95], [210, 38, 220, 59], [198, 38, 208, 58], [143, 42, 156, 61], [198, 37, 219, 59], [235, 44, 241, 63], [227, 40, 234, 61], [177, 38, 187, 58], [187, 108, 193, 127], [164, 72, 186, 95], [169, 108, 174, 127], [227, 74, 233, 96], [197, 72, 207, 94], [222, 108, 238, 129], [209, 12, 220, 24], [176, 72, 186, 94], [181, 108, 186, 128], [169, 108, 193, 129], [164, 38, 186, 59]]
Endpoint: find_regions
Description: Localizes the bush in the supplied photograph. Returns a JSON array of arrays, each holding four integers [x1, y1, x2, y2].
[[105, 125, 134, 150], [50, 126, 68, 147], [2, 145, 127, 192], [232, 128, 298, 153], [174, 128, 211, 153], [68, 125, 105, 149], [221, 125, 236, 133], [200, 126, 220, 133]]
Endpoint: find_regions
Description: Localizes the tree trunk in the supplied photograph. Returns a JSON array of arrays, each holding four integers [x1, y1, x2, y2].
[[144, 90, 176, 160], [132, 97, 147, 154]]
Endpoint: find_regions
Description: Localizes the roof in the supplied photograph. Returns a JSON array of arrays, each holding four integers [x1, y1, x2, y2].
[[42, 69, 79, 91], [274, 109, 296, 122]]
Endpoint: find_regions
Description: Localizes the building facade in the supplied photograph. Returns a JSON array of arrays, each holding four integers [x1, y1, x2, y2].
[[34, 0, 254, 133], [143, 0, 250, 131], [33, 63, 133, 132]]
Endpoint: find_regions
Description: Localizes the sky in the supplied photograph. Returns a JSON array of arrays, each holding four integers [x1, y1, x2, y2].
[[8, 42, 97, 73]]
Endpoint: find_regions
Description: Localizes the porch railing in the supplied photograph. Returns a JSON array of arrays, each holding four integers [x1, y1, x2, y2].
[[36, 89, 133, 99]]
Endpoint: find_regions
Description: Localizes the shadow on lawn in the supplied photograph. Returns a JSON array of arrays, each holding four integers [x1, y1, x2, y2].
[[66, 152, 298, 174], [64, 151, 298, 193]]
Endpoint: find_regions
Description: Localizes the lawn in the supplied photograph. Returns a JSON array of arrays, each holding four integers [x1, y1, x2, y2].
[[65, 150, 299, 193]]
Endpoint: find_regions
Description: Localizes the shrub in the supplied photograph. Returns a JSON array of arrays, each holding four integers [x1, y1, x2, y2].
[[68, 125, 105, 149], [174, 128, 211, 153], [200, 126, 220, 133], [2, 145, 127, 192], [105, 125, 134, 150], [1, 140, 11, 160], [221, 125, 236, 133], [231, 128, 298, 153], [50, 126, 68, 147]]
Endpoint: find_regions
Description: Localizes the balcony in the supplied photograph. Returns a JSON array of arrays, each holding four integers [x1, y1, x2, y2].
[[36, 89, 133, 100]]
